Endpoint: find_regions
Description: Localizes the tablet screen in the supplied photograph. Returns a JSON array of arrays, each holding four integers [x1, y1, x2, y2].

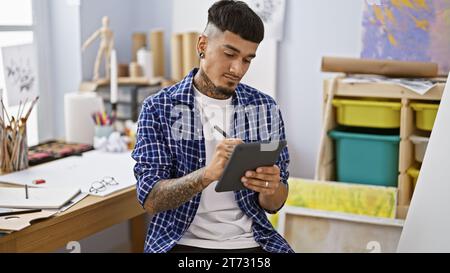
[[215, 140, 287, 192]]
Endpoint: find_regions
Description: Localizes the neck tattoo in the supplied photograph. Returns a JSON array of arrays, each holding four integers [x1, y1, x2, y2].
[[194, 69, 232, 100]]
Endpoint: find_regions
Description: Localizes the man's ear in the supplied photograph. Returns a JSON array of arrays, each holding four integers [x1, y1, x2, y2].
[[197, 34, 208, 57]]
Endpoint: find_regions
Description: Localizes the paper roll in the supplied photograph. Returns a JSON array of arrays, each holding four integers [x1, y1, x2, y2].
[[149, 30, 165, 78], [137, 48, 154, 81], [118, 64, 129, 77], [322, 56, 439, 78], [182, 32, 200, 76], [110, 49, 118, 104], [132, 33, 147, 62], [129, 62, 143, 78], [64, 92, 104, 145], [171, 33, 184, 82]]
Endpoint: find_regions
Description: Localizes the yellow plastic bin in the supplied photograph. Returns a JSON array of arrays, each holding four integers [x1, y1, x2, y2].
[[410, 102, 439, 131], [407, 167, 420, 190], [332, 99, 401, 128]]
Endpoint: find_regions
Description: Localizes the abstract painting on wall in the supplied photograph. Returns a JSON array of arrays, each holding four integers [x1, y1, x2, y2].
[[361, 0, 450, 75]]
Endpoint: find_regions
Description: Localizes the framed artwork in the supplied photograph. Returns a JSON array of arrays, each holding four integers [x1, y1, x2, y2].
[[247, 0, 286, 41], [1, 43, 38, 106], [362, 0, 450, 76]]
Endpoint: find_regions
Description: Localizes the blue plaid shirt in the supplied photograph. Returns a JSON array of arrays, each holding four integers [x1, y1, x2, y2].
[[132, 69, 293, 253]]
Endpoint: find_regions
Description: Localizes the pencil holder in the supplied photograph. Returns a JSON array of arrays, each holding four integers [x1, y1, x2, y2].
[[94, 125, 114, 138], [0, 122, 29, 174]]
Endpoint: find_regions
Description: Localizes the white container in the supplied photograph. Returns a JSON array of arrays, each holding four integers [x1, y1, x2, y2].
[[410, 135, 429, 163]]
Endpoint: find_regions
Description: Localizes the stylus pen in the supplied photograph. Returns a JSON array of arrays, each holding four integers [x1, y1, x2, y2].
[[214, 125, 230, 138]]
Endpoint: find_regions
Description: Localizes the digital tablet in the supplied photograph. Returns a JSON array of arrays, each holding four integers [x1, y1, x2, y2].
[[215, 140, 287, 192]]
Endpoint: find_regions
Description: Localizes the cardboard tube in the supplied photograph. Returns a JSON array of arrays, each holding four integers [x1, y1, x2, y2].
[[118, 64, 129, 77], [171, 33, 184, 82], [150, 30, 165, 78], [129, 62, 143, 78], [322, 56, 439, 78], [132, 33, 147, 62], [182, 32, 200, 76]]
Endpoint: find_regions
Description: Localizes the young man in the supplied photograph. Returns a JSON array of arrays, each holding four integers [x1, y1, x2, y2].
[[132, 0, 293, 253]]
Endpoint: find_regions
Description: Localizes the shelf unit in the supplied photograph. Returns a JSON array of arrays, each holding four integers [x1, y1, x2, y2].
[[81, 77, 162, 122], [317, 77, 445, 219]]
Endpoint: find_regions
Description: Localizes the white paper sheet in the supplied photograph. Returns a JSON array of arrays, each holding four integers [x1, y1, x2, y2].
[[0, 150, 137, 197], [0, 187, 81, 209], [342, 75, 438, 95]]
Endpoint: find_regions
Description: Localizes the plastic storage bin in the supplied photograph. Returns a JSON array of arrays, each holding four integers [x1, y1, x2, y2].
[[332, 99, 401, 129], [410, 102, 439, 131], [329, 129, 400, 187], [407, 167, 420, 190], [410, 135, 429, 163]]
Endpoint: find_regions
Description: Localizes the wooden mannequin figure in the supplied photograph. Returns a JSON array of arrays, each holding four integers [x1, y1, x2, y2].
[[82, 16, 115, 81]]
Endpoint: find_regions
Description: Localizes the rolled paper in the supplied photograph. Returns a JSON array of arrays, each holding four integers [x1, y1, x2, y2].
[[129, 62, 143, 78], [137, 48, 153, 81], [118, 64, 129, 77], [110, 49, 118, 104], [171, 33, 184, 82], [149, 30, 165, 78], [132, 33, 147, 62], [182, 32, 200, 76], [322, 56, 439, 78], [64, 92, 104, 145]]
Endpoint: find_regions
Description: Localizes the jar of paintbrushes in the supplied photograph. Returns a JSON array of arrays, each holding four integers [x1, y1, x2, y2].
[[0, 96, 39, 174]]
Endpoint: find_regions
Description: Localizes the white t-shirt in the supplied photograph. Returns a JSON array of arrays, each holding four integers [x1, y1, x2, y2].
[[177, 86, 259, 249]]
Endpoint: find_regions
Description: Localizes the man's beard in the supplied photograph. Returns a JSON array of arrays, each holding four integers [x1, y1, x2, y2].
[[215, 86, 235, 97], [199, 69, 236, 99]]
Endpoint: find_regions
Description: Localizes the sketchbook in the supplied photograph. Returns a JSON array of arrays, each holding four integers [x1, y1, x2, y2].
[[0, 187, 81, 209]]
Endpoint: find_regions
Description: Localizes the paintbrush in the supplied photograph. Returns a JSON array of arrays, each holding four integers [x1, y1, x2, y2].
[[0, 99, 11, 125], [24, 96, 39, 121], [19, 98, 28, 120], [10, 122, 23, 170], [16, 123, 26, 170], [16, 100, 22, 123]]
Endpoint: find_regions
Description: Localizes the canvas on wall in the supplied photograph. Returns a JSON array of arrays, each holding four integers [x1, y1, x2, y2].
[[246, 0, 286, 41], [361, 0, 450, 76], [1, 43, 38, 107]]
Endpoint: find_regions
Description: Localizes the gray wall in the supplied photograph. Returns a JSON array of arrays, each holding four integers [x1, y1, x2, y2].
[[48, 0, 82, 139], [80, 0, 133, 80], [277, 0, 363, 178], [134, 0, 173, 78]]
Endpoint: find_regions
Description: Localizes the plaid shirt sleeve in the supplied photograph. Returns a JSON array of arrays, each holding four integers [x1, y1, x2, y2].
[[275, 108, 290, 188], [256, 107, 290, 215], [132, 98, 173, 207]]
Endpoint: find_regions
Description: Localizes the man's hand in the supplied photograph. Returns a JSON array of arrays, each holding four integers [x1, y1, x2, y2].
[[241, 165, 281, 196], [203, 138, 244, 187], [242, 165, 288, 213]]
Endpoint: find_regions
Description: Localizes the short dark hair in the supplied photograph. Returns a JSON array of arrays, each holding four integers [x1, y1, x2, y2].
[[207, 0, 264, 43]]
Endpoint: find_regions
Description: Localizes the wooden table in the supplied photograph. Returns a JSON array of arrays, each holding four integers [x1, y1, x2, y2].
[[0, 185, 147, 253]]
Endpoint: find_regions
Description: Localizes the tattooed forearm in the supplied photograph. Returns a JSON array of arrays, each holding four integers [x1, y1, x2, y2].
[[144, 168, 207, 215]]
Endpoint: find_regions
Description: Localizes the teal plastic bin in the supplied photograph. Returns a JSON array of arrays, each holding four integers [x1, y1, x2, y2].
[[329, 129, 400, 187]]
